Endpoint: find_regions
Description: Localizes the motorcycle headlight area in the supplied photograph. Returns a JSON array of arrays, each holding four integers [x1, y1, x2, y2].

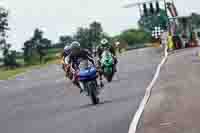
[[79, 60, 89, 69]]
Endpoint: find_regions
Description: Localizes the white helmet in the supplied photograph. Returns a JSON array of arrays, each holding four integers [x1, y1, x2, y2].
[[64, 45, 71, 51], [70, 41, 81, 49], [64, 45, 71, 55], [101, 38, 108, 45]]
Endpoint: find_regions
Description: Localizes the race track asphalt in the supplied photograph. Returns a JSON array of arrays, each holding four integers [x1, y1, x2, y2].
[[0, 48, 161, 133]]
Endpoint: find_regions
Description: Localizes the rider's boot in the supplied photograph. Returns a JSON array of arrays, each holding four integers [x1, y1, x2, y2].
[[98, 73, 104, 88], [113, 64, 117, 72], [100, 81, 104, 88], [97, 80, 104, 89], [73, 80, 83, 92], [113, 57, 118, 72], [72, 75, 84, 93]]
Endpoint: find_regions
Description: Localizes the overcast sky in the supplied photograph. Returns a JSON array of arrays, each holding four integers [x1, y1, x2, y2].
[[2, 0, 200, 50]]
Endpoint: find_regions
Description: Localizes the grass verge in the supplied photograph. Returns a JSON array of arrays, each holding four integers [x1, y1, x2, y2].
[[0, 58, 60, 80]]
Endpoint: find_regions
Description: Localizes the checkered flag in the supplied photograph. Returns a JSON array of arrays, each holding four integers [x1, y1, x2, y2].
[[152, 26, 164, 39]]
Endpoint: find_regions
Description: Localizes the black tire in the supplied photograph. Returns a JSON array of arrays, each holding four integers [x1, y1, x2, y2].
[[90, 90, 99, 105], [88, 81, 99, 105], [107, 75, 113, 82], [103, 65, 114, 82], [105, 71, 114, 82]]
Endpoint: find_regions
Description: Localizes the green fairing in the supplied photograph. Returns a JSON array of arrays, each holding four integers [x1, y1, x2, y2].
[[101, 51, 113, 74]]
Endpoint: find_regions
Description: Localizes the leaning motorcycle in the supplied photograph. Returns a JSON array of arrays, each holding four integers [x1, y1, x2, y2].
[[100, 50, 115, 82], [76, 60, 100, 105]]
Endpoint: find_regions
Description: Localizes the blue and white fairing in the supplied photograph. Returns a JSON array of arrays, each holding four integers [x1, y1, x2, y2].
[[78, 67, 97, 81]]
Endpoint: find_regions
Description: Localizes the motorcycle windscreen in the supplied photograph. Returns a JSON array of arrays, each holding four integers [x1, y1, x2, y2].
[[78, 67, 97, 81]]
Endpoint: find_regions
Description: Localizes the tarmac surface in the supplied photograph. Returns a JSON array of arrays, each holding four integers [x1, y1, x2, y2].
[[137, 47, 200, 133], [0, 48, 162, 133]]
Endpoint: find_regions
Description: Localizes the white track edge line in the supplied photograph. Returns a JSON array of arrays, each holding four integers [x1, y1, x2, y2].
[[128, 47, 168, 133]]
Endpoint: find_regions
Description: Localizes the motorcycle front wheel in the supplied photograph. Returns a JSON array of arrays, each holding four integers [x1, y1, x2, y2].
[[86, 81, 99, 105]]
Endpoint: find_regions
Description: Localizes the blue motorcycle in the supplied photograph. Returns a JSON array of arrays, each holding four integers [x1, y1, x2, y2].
[[76, 61, 100, 105]]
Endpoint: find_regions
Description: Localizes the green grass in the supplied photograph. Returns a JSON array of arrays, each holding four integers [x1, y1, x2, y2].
[[47, 48, 62, 55], [0, 60, 60, 80], [0, 56, 60, 80], [0, 48, 63, 80], [0, 67, 29, 80], [2, 47, 78, 78], [16, 58, 25, 65]]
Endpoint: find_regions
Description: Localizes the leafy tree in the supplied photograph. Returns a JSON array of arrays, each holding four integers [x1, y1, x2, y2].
[[119, 29, 151, 46], [23, 40, 33, 65], [74, 27, 91, 49], [2, 43, 10, 57], [0, 7, 9, 49], [53, 21, 105, 53], [37, 38, 51, 64], [23, 28, 51, 65], [73, 21, 106, 53], [3, 44, 18, 68], [23, 40, 39, 65], [58, 35, 73, 47], [0, 7, 18, 68], [32, 28, 51, 64], [89, 21, 103, 48]]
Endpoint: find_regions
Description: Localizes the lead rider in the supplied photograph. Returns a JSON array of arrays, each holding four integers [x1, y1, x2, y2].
[[68, 41, 94, 70], [68, 41, 97, 93]]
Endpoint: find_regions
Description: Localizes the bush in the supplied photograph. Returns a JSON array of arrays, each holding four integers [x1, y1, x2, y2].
[[3, 50, 19, 69], [44, 55, 58, 63], [119, 29, 152, 46], [24, 49, 40, 66]]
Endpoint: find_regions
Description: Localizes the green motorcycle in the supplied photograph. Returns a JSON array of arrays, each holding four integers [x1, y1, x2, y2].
[[101, 50, 114, 82]]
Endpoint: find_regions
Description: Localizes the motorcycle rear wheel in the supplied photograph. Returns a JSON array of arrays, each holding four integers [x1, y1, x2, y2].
[[106, 75, 113, 82]]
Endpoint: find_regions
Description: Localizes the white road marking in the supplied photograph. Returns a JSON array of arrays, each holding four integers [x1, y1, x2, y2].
[[128, 47, 168, 133], [16, 77, 26, 81], [1, 86, 9, 89]]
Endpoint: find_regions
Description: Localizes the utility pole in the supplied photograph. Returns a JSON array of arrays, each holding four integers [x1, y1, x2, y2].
[[94, 22, 97, 56], [164, 0, 171, 32]]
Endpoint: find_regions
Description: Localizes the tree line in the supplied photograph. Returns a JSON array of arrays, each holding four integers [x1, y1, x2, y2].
[[0, 6, 152, 69]]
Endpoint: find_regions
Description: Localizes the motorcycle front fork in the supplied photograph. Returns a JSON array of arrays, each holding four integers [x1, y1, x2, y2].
[[79, 82, 85, 91], [78, 82, 94, 96], [79, 80, 98, 90], [79, 80, 101, 93]]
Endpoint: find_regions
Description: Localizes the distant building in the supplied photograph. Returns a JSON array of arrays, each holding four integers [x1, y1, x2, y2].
[[177, 13, 200, 38]]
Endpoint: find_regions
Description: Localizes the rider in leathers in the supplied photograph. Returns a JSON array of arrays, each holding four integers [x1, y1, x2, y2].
[[61, 45, 72, 78], [96, 39, 117, 85], [68, 41, 95, 93]]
